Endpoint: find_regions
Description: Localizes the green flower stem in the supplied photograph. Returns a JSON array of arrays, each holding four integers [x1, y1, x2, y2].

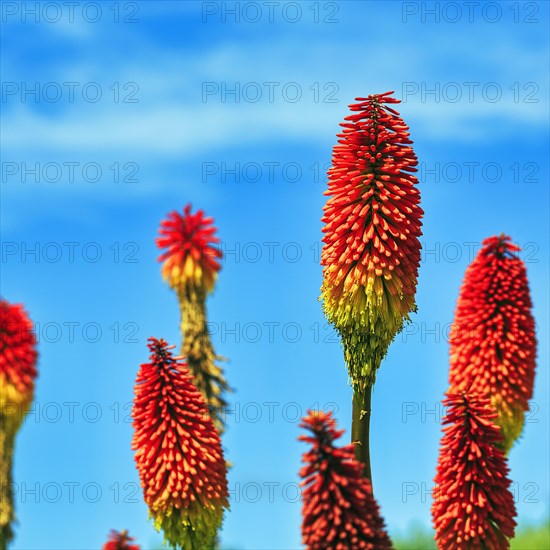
[[351, 385, 373, 485], [0, 420, 15, 550]]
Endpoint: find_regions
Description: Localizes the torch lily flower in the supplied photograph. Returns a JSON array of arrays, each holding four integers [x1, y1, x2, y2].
[[157, 205, 229, 431], [0, 300, 38, 421], [432, 391, 516, 549], [0, 299, 38, 546], [157, 204, 222, 294], [299, 410, 392, 550], [132, 338, 228, 549], [103, 529, 140, 550], [321, 91, 423, 391], [449, 235, 537, 451]]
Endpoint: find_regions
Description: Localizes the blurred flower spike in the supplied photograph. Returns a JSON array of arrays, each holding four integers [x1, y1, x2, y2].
[[432, 391, 516, 549], [299, 410, 392, 550], [156, 204, 229, 432], [449, 234, 537, 451], [0, 299, 38, 546], [157, 204, 222, 294], [102, 529, 140, 550]]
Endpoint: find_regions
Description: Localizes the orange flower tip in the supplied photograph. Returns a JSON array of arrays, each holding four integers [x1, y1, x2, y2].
[[156, 203, 222, 293]]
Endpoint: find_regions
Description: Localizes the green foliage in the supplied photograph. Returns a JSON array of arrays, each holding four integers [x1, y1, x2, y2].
[[394, 521, 550, 550], [393, 525, 436, 549], [511, 520, 550, 549]]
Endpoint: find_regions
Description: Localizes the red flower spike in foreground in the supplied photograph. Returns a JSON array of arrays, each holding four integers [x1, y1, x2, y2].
[[432, 392, 516, 550], [321, 91, 423, 389], [449, 235, 537, 451], [132, 338, 228, 549], [0, 299, 38, 547], [299, 410, 392, 550], [157, 204, 222, 294], [103, 529, 140, 550]]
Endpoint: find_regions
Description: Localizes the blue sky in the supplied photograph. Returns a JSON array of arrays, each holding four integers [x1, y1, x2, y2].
[[1, 1, 549, 548]]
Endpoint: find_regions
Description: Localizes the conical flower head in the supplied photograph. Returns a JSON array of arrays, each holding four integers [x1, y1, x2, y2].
[[1, 299, 38, 424], [432, 391, 516, 549], [321, 91, 422, 389], [157, 204, 222, 294], [103, 529, 140, 550], [299, 410, 392, 550], [449, 235, 537, 451], [1, 300, 38, 547], [132, 338, 228, 549]]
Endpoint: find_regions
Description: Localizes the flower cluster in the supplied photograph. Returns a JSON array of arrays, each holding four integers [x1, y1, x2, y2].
[[321, 91, 423, 389], [299, 410, 392, 550], [449, 235, 537, 451], [132, 338, 228, 549], [0, 299, 38, 546], [1, 299, 38, 422], [432, 392, 516, 549], [157, 204, 222, 294]]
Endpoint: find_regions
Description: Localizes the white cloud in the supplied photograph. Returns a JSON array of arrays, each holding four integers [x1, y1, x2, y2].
[[2, 26, 548, 158]]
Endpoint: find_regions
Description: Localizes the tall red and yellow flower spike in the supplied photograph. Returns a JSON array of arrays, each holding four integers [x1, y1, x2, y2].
[[299, 410, 392, 550], [0, 299, 38, 546], [132, 338, 228, 549], [157, 205, 229, 431], [321, 91, 423, 389], [157, 204, 222, 294], [432, 391, 516, 549], [449, 235, 537, 452], [103, 529, 140, 550]]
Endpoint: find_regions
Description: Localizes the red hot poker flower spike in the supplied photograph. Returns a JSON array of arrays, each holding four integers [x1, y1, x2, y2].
[[0, 299, 38, 547], [299, 410, 392, 550], [103, 529, 140, 550], [432, 392, 516, 550], [1, 299, 38, 417], [156, 204, 222, 294], [449, 235, 537, 451], [132, 338, 228, 549], [156, 205, 228, 431], [321, 91, 423, 389]]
